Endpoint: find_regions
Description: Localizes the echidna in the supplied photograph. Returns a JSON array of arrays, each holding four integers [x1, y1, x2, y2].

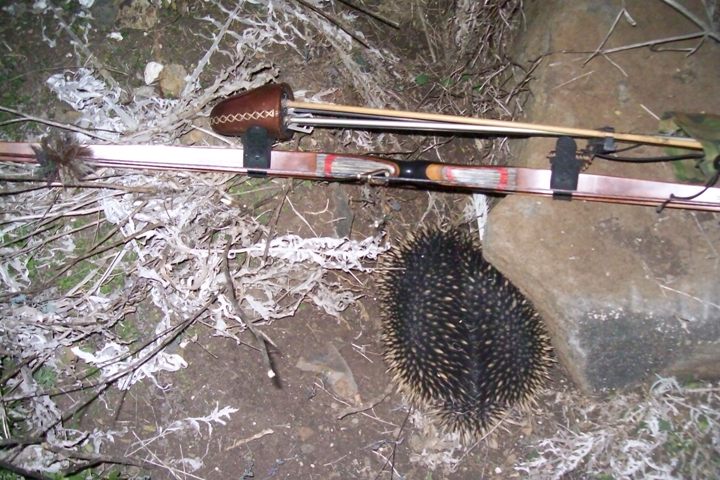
[[377, 226, 552, 438]]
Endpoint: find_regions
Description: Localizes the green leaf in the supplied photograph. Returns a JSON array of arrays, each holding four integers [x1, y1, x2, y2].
[[658, 418, 673, 433], [414, 73, 430, 86], [697, 414, 710, 432], [596, 474, 615, 480], [0, 467, 24, 479], [661, 112, 720, 181]]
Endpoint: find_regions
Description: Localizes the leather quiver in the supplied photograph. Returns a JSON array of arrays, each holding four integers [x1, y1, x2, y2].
[[210, 83, 294, 140]]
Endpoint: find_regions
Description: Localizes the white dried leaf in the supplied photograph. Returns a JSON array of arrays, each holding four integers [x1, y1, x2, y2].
[[0, 256, 30, 290], [244, 234, 387, 272], [472, 194, 489, 241], [13, 445, 65, 474], [174, 457, 203, 472], [86, 427, 125, 453], [46, 69, 130, 134], [244, 295, 273, 320], [308, 283, 359, 316], [132, 403, 239, 452], [137, 266, 168, 286], [515, 376, 720, 478], [71, 341, 188, 391]]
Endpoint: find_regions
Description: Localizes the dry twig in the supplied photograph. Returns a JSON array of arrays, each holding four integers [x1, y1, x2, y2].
[[224, 428, 274, 451], [337, 0, 400, 29], [294, 0, 371, 48], [586, 0, 719, 61], [337, 384, 393, 420], [0, 105, 111, 140], [222, 236, 277, 379]]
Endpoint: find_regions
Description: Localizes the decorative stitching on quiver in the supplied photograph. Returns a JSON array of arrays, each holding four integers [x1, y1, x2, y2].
[[210, 109, 278, 125]]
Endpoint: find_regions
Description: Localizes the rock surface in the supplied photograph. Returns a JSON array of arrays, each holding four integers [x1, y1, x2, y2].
[[483, 0, 720, 393]]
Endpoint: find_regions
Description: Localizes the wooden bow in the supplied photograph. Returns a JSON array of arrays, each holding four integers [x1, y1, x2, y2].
[[1, 141, 719, 212]]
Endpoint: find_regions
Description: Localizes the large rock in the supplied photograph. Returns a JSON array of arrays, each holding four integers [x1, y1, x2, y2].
[[483, 0, 720, 392]]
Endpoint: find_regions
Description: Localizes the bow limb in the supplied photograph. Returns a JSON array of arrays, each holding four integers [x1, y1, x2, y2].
[[1, 142, 718, 211]]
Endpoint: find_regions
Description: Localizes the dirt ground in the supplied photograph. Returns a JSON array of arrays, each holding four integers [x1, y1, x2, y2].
[[0, 1, 718, 479]]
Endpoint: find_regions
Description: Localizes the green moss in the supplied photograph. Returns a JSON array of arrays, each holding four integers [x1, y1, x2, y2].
[[58, 0, 82, 14], [0, 468, 23, 480], [255, 210, 271, 224], [70, 217, 92, 229], [33, 365, 57, 388], [414, 73, 430, 86], [97, 248, 138, 295], [524, 449, 540, 461], [595, 474, 614, 480], [2, 357, 16, 371], [115, 320, 139, 342], [664, 431, 694, 455], [227, 178, 267, 196], [99, 273, 125, 295], [56, 259, 97, 293], [697, 414, 710, 433], [658, 418, 673, 433], [82, 366, 101, 380], [25, 257, 39, 281], [0, 224, 34, 249]]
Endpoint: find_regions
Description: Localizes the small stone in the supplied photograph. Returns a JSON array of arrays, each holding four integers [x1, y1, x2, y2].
[[144, 61, 164, 85], [179, 129, 206, 146], [296, 343, 360, 404], [159, 64, 187, 98]]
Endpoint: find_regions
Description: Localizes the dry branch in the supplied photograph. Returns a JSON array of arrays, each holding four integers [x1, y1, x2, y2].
[[222, 236, 276, 379]]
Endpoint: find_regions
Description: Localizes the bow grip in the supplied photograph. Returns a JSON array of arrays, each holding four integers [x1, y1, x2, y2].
[[210, 83, 294, 140]]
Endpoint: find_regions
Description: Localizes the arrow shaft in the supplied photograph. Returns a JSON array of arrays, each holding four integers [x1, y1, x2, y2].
[[287, 100, 702, 150], [288, 116, 552, 136]]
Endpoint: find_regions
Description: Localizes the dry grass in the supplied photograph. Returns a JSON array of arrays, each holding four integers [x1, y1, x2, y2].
[[517, 377, 720, 480]]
